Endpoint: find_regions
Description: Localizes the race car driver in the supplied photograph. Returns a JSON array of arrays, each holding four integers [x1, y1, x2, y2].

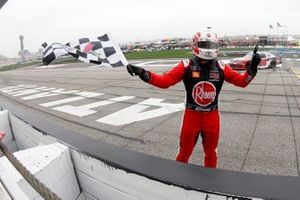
[[126, 28, 261, 168]]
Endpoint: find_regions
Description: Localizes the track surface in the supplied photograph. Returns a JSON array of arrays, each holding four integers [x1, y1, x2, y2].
[[0, 59, 299, 176]]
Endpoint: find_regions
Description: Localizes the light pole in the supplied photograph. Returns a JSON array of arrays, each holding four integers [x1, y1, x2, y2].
[[282, 25, 288, 46], [276, 22, 283, 46], [19, 35, 25, 62]]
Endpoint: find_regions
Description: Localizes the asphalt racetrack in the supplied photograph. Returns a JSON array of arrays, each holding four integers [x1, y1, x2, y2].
[[0, 58, 299, 176]]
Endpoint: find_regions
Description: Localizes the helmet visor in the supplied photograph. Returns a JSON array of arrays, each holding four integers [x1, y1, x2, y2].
[[196, 41, 218, 49]]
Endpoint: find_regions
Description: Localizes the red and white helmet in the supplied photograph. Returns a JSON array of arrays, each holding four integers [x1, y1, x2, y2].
[[192, 28, 219, 60]]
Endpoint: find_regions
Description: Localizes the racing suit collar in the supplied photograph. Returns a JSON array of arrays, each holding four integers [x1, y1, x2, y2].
[[193, 56, 217, 68]]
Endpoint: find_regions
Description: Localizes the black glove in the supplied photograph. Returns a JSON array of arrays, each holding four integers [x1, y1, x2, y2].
[[127, 64, 150, 82], [246, 45, 261, 77]]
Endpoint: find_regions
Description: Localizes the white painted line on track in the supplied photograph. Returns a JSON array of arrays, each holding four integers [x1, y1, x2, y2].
[[142, 64, 177, 67], [138, 61, 157, 66], [35, 64, 66, 69], [53, 96, 135, 117], [0, 84, 185, 126], [284, 58, 300, 61], [87, 65, 109, 69], [40, 91, 104, 107], [88, 65, 101, 68], [291, 68, 300, 79], [41, 97, 87, 107], [97, 98, 184, 126], [2, 85, 37, 94], [21, 92, 60, 100]]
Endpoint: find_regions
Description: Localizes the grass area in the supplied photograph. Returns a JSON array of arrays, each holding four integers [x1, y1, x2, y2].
[[1, 47, 298, 71], [125, 50, 192, 59], [219, 47, 273, 51], [40, 57, 80, 65], [0, 60, 41, 72], [0, 57, 79, 72], [125, 47, 274, 60]]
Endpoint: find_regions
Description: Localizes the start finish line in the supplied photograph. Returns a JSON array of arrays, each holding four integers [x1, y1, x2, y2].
[[0, 84, 184, 126]]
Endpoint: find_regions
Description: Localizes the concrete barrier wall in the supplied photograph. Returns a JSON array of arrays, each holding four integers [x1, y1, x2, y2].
[[1, 102, 300, 200], [71, 150, 254, 200], [14, 143, 81, 200], [0, 110, 81, 199], [1, 109, 260, 199], [0, 143, 81, 200], [0, 110, 17, 152], [3, 110, 237, 200], [9, 113, 57, 150]]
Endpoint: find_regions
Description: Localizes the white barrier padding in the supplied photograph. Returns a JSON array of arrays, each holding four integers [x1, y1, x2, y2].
[[77, 192, 98, 200], [15, 143, 81, 200], [0, 110, 268, 199], [9, 113, 57, 150], [0, 110, 17, 153], [0, 156, 42, 200], [0, 143, 81, 200], [71, 150, 230, 200], [0, 181, 12, 200]]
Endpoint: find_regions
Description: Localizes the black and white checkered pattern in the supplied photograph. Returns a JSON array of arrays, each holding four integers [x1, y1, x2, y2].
[[66, 33, 128, 67], [41, 33, 128, 67], [65, 46, 102, 65], [41, 42, 69, 65]]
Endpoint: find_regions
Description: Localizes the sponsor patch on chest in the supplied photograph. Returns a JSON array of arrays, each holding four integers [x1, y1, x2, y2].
[[192, 81, 216, 106], [209, 71, 220, 81], [192, 71, 201, 78]]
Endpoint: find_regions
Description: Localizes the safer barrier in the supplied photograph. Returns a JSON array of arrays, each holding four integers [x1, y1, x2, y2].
[[0, 101, 299, 199]]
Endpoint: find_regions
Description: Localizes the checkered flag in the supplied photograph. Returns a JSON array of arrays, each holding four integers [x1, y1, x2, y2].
[[41, 33, 128, 67], [66, 33, 128, 67], [41, 42, 69, 65], [65, 46, 102, 65]]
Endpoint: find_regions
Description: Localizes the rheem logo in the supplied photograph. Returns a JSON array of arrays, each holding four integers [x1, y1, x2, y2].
[[192, 81, 216, 106]]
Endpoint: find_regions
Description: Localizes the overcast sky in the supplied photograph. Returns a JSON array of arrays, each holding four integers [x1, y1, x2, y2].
[[0, 0, 299, 58]]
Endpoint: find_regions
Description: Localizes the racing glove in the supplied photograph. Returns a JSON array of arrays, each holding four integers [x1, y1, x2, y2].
[[127, 64, 150, 82], [246, 45, 261, 77]]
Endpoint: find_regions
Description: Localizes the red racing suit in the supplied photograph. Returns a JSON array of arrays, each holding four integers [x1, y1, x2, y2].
[[147, 58, 254, 168]]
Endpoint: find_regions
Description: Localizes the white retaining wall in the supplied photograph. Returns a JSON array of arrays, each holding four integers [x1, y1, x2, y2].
[[0, 110, 17, 152], [0, 143, 81, 200], [9, 113, 57, 150], [71, 150, 243, 200], [0, 110, 262, 200], [0, 111, 81, 199]]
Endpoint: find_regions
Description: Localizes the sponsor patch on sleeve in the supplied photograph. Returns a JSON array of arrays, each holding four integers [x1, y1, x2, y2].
[[245, 75, 253, 83]]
